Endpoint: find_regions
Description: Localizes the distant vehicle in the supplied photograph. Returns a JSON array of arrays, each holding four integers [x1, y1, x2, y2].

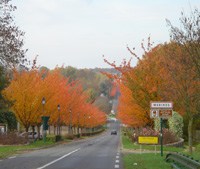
[[20, 131, 43, 139], [111, 130, 117, 135]]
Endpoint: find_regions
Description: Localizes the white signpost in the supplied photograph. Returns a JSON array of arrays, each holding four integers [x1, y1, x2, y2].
[[150, 101, 173, 157], [150, 101, 173, 109]]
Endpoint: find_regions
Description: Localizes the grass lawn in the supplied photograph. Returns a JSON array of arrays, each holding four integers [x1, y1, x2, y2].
[[184, 144, 200, 161], [0, 140, 54, 159], [121, 131, 187, 169], [122, 131, 184, 152], [123, 153, 171, 169]]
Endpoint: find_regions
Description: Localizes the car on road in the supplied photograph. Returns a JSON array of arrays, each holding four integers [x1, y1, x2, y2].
[[111, 130, 117, 135], [20, 131, 43, 139]]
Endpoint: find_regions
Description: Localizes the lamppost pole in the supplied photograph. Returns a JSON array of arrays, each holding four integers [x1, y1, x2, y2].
[[84, 114, 86, 133], [77, 113, 79, 135], [42, 97, 46, 142], [161, 118, 163, 157], [88, 116, 91, 134], [57, 104, 60, 135], [69, 109, 72, 134]]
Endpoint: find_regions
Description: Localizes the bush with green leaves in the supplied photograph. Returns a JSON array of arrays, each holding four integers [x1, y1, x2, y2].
[[46, 135, 56, 142], [168, 112, 184, 138], [0, 110, 17, 131], [154, 111, 183, 138]]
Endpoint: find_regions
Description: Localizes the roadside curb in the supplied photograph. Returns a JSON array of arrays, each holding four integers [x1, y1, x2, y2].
[[25, 130, 108, 151]]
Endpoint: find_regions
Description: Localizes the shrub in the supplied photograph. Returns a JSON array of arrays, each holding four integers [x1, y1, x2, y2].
[[132, 127, 179, 145], [0, 132, 28, 145], [65, 134, 74, 140], [55, 135, 62, 142], [127, 131, 134, 142], [0, 110, 17, 131], [46, 135, 56, 142], [168, 112, 184, 138], [154, 111, 184, 138]]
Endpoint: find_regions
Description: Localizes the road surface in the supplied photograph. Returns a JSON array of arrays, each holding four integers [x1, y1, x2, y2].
[[0, 118, 123, 169]]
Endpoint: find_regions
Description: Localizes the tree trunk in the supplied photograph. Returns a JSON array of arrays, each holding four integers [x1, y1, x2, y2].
[[188, 117, 193, 154], [32, 126, 35, 139], [49, 125, 51, 135], [37, 125, 40, 140], [54, 126, 56, 135], [25, 126, 29, 132]]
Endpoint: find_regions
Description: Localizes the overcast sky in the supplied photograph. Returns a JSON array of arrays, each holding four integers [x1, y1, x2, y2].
[[12, 0, 200, 69]]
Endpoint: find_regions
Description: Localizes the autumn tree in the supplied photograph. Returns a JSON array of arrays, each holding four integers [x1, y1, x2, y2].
[[0, 0, 27, 67], [2, 64, 107, 137], [166, 8, 200, 77], [159, 42, 200, 154], [164, 8, 200, 154], [103, 38, 164, 127]]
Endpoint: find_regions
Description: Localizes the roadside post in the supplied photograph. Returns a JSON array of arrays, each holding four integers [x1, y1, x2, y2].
[[150, 101, 173, 157], [138, 136, 158, 155], [42, 116, 50, 142]]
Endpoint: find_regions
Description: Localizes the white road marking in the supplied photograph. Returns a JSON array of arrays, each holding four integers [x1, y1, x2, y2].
[[117, 153, 120, 155], [37, 148, 81, 169], [115, 164, 119, 168], [9, 156, 16, 159], [116, 156, 119, 158], [115, 160, 119, 163]]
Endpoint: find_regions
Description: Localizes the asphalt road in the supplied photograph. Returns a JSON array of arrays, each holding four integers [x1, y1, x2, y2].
[[0, 118, 123, 169]]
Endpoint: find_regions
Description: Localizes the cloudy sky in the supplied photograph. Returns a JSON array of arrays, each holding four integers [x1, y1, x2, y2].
[[12, 0, 200, 69]]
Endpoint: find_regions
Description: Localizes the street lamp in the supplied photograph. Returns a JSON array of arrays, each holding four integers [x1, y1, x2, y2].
[[57, 104, 60, 135], [69, 109, 72, 134], [77, 113, 79, 135], [42, 97, 46, 142], [84, 114, 86, 133]]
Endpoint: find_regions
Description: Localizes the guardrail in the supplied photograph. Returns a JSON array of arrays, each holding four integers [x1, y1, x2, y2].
[[165, 152, 200, 169]]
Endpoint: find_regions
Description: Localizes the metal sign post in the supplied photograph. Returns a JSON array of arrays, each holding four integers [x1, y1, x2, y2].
[[160, 118, 163, 156], [150, 101, 173, 157]]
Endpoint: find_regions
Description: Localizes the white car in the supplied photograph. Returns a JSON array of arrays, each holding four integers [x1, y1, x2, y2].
[[20, 131, 43, 139]]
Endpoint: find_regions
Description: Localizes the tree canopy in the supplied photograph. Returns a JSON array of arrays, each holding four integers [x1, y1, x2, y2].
[[0, 0, 27, 68]]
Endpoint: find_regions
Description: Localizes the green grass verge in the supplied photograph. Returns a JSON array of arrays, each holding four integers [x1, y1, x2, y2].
[[0, 140, 54, 159], [123, 153, 171, 169], [121, 131, 184, 152], [184, 144, 200, 161], [121, 130, 187, 169]]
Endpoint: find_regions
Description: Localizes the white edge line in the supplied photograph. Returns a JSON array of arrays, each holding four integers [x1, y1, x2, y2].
[[9, 156, 16, 159], [37, 148, 81, 169], [115, 164, 119, 168]]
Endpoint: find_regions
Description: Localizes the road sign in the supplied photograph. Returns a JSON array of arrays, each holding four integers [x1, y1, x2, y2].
[[138, 136, 158, 144], [158, 109, 173, 118], [150, 109, 159, 118], [150, 101, 173, 109]]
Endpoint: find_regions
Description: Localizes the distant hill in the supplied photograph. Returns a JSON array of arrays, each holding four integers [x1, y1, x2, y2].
[[87, 68, 120, 74]]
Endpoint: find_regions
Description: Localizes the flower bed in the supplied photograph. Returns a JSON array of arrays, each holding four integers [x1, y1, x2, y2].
[[129, 127, 180, 145]]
